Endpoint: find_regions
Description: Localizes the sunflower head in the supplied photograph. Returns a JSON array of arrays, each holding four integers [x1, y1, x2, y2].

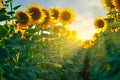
[[112, 0, 120, 11], [94, 17, 108, 32], [16, 10, 31, 28], [59, 8, 75, 24], [101, 0, 115, 11], [41, 8, 53, 29], [27, 4, 45, 24], [50, 7, 60, 23]]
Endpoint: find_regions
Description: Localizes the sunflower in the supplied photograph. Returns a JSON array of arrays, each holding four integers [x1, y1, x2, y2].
[[112, 0, 120, 11], [101, 0, 115, 10], [27, 4, 45, 24], [59, 8, 75, 25], [16, 10, 31, 28], [42, 8, 53, 29], [49, 7, 60, 23], [94, 17, 108, 32]]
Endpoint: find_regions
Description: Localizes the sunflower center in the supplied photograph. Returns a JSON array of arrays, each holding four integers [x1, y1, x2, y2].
[[62, 12, 71, 21], [53, 10, 59, 19], [97, 20, 104, 28], [19, 12, 28, 24], [29, 7, 41, 20]]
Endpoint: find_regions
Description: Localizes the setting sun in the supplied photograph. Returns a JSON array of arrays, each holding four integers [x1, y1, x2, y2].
[[76, 30, 96, 40], [69, 17, 97, 40]]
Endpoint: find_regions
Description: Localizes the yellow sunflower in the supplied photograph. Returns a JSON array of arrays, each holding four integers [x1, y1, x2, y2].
[[59, 8, 75, 25], [112, 0, 120, 11], [49, 7, 60, 23], [101, 0, 115, 10], [16, 10, 31, 28], [94, 17, 108, 32], [27, 4, 46, 24], [42, 8, 53, 29]]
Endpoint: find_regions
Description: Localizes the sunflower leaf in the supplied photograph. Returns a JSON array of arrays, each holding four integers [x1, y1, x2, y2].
[[7, 11, 15, 15], [107, 11, 118, 15], [0, 8, 6, 15], [13, 5, 21, 10], [0, 15, 10, 22], [0, 27, 8, 39], [104, 18, 114, 22]]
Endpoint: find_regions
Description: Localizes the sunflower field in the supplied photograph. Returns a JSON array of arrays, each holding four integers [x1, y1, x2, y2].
[[0, 0, 120, 80]]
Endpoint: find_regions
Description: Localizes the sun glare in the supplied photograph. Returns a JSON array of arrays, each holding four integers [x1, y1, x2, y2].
[[76, 30, 96, 40], [69, 17, 96, 41]]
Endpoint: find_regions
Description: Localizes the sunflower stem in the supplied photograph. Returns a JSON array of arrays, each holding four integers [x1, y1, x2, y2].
[[50, 24, 53, 35], [41, 26, 44, 41], [10, 1, 13, 24]]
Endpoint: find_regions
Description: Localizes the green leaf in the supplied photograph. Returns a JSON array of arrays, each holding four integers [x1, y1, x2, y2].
[[0, 46, 9, 60], [9, 25, 15, 33], [0, 15, 10, 22], [107, 11, 118, 15], [13, 5, 21, 10], [0, 27, 8, 39], [0, 8, 6, 15], [104, 18, 114, 22], [7, 11, 15, 15], [8, 16, 17, 21], [26, 29, 40, 34]]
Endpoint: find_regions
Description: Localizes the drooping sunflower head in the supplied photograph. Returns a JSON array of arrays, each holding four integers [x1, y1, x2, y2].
[[112, 0, 120, 11], [27, 4, 46, 24], [101, 0, 115, 10], [94, 17, 108, 32], [59, 8, 75, 24], [16, 10, 31, 28], [49, 7, 60, 23], [41, 8, 53, 29]]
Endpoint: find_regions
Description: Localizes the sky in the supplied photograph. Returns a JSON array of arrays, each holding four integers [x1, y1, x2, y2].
[[12, 0, 107, 40]]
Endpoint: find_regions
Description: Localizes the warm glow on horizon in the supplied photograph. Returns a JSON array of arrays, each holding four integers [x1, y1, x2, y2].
[[69, 16, 97, 40], [76, 30, 96, 40]]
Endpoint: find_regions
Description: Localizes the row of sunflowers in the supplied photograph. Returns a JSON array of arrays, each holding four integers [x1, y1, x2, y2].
[[0, 0, 80, 80]]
